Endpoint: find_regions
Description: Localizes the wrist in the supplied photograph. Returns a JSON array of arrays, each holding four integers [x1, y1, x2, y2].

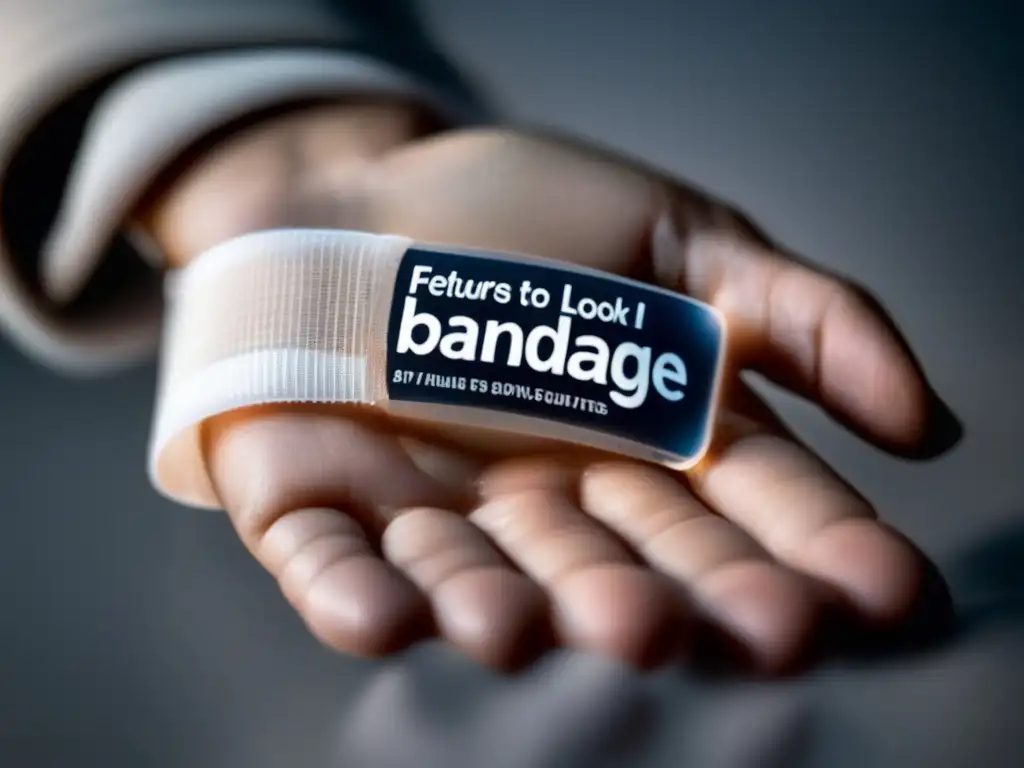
[[136, 99, 434, 267]]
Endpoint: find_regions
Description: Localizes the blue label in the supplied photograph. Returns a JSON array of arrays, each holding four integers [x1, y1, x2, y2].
[[385, 248, 724, 463]]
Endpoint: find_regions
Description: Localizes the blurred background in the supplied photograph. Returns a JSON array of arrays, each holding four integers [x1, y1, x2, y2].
[[1, 0, 1021, 765]]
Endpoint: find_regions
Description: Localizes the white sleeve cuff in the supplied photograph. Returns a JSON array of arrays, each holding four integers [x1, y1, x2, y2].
[[41, 47, 486, 306]]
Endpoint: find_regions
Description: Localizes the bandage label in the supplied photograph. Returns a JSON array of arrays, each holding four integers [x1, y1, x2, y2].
[[385, 248, 724, 463]]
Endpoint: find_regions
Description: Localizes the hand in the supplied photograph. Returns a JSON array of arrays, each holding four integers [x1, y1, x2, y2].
[[135, 102, 960, 673]]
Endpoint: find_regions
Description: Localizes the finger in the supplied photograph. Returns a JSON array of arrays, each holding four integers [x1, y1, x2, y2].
[[650, 210, 961, 457], [469, 466, 687, 668], [477, 454, 587, 500], [201, 406, 463, 656], [580, 462, 819, 673], [397, 436, 484, 493], [382, 506, 551, 670], [687, 393, 935, 628]]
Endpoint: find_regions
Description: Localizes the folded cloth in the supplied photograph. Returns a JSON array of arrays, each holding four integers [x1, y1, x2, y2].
[[0, 0, 487, 374]]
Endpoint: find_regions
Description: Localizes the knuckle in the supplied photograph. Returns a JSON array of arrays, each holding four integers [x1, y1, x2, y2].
[[381, 506, 465, 564]]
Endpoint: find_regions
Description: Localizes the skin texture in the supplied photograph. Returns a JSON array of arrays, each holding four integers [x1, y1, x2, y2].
[[131, 100, 959, 674]]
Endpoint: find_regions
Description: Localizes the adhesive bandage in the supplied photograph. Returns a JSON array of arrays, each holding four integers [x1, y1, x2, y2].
[[149, 229, 727, 509]]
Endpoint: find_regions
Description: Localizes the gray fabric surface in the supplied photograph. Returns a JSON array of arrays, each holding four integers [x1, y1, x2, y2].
[[0, 0, 481, 371]]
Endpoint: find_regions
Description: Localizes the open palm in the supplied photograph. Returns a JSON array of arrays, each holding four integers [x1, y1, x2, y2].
[[142, 119, 959, 673]]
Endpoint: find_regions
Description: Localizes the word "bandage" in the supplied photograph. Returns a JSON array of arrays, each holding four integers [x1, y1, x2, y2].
[[149, 230, 727, 509]]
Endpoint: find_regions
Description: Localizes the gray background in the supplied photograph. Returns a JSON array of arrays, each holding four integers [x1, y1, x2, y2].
[[1, 0, 1021, 766]]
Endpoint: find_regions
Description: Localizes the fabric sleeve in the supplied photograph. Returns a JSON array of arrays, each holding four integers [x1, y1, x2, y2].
[[0, 0, 488, 374]]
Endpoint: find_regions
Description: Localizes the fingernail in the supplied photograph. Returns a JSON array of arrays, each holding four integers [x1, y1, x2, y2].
[[399, 437, 480, 487], [915, 391, 964, 458]]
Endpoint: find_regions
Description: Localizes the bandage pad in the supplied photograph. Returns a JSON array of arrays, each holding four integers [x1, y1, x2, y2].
[[150, 229, 727, 509]]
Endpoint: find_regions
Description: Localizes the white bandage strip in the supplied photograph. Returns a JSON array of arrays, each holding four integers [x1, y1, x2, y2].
[[150, 229, 410, 509], [152, 228, 727, 511]]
